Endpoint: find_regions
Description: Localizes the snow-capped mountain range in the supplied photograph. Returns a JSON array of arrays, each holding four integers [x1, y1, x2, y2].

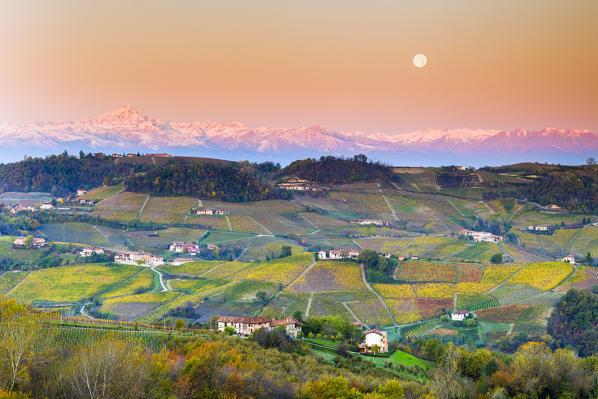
[[1, 105, 597, 165]]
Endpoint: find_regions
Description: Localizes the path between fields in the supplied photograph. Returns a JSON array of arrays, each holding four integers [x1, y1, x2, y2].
[[382, 195, 399, 221], [4, 272, 31, 296], [198, 261, 230, 278], [92, 225, 110, 243], [138, 195, 150, 218], [359, 264, 397, 325], [225, 216, 232, 231], [561, 225, 586, 254], [305, 292, 314, 318], [446, 199, 464, 217], [342, 301, 368, 329], [248, 216, 273, 235], [285, 256, 317, 292], [151, 266, 168, 292], [80, 302, 95, 319], [481, 201, 495, 214]]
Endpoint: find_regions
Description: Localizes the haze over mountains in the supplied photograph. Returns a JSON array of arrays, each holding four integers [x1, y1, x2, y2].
[[1, 105, 596, 166]]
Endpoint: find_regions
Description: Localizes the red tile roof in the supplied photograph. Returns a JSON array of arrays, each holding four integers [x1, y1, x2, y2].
[[271, 318, 302, 327]]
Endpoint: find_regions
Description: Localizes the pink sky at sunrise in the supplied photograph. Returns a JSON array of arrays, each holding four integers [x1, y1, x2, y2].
[[0, 0, 597, 134]]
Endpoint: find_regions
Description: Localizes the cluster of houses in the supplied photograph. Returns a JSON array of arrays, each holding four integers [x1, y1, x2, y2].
[[115, 251, 165, 266], [559, 254, 576, 264], [6, 201, 63, 214], [79, 247, 105, 257], [12, 237, 48, 248], [193, 208, 229, 216], [92, 153, 172, 158], [351, 219, 389, 227], [318, 249, 360, 260], [458, 229, 503, 244], [169, 241, 200, 256], [277, 178, 326, 192], [216, 316, 303, 338]]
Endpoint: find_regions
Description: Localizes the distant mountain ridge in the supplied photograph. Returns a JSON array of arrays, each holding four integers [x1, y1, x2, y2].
[[1, 105, 596, 165]]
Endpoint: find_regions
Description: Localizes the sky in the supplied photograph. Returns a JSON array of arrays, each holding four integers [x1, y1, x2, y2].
[[1, 0, 597, 133]]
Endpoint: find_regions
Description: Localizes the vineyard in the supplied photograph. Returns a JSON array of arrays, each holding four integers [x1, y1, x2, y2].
[[234, 253, 314, 285], [400, 320, 439, 338], [413, 282, 493, 299], [99, 268, 155, 298], [475, 304, 529, 323], [385, 299, 422, 324], [509, 261, 574, 290], [139, 196, 197, 223], [480, 265, 521, 284], [395, 261, 457, 282], [159, 261, 222, 277], [80, 185, 123, 201], [289, 261, 364, 293], [94, 192, 147, 220], [373, 284, 416, 299], [456, 263, 484, 283], [455, 293, 499, 311], [0, 271, 29, 294], [7, 264, 140, 304]]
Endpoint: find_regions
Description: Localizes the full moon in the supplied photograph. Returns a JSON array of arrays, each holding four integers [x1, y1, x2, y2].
[[413, 54, 427, 68]]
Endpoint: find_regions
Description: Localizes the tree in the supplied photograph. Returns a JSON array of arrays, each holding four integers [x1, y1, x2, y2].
[[280, 245, 292, 258], [61, 337, 154, 399], [585, 252, 593, 265], [432, 343, 463, 399], [0, 298, 53, 392], [490, 253, 503, 264], [256, 290, 268, 306], [175, 319, 185, 329], [376, 379, 404, 399], [303, 376, 363, 399], [587, 157, 596, 165], [23, 235, 33, 250]]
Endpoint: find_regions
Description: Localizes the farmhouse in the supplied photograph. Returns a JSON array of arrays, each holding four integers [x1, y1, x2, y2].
[[559, 254, 576, 264], [270, 318, 303, 338], [80, 247, 104, 257], [169, 241, 200, 255], [76, 189, 88, 197], [216, 316, 272, 335], [451, 310, 470, 321], [351, 219, 389, 227], [13, 237, 48, 248], [318, 249, 359, 260], [111, 153, 123, 158], [359, 329, 388, 353], [459, 229, 503, 243], [193, 208, 230, 216], [40, 203, 54, 210], [216, 316, 303, 337], [115, 251, 164, 266], [527, 225, 549, 232]]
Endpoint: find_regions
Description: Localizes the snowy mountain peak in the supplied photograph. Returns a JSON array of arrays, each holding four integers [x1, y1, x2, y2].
[[0, 105, 596, 165]]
